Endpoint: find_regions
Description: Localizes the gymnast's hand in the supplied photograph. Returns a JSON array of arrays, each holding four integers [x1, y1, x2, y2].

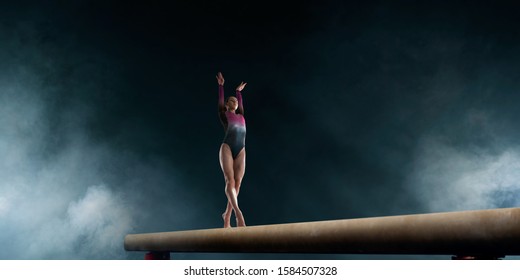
[[236, 81, 247, 92], [216, 72, 225, 86]]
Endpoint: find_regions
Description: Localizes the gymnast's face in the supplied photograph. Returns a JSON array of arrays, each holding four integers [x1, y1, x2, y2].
[[226, 97, 238, 111]]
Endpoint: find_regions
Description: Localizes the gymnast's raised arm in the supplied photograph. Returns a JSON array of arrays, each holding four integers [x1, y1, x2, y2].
[[235, 81, 247, 115], [216, 72, 226, 112]]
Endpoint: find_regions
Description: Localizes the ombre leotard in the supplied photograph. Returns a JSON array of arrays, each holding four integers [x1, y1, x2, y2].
[[218, 85, 246, 159]]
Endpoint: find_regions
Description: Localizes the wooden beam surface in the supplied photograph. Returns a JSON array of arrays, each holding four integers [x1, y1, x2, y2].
[[124, 207, 520, 256]]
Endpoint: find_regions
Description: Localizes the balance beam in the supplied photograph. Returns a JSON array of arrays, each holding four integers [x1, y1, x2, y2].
[[124, 207, 520, 258]]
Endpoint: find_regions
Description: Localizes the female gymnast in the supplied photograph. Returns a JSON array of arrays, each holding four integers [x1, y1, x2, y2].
[[216, 72, 247, 227]]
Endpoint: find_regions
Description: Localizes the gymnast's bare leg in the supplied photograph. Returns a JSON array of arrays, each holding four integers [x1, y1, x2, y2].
[[220, 143, 246, 227]]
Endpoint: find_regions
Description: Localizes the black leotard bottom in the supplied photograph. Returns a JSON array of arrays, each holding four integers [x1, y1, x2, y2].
[[223, 123, 246, 159]]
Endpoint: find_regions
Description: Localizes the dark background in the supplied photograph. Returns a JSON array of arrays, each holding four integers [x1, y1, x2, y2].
[[0, 0, 519, 259]]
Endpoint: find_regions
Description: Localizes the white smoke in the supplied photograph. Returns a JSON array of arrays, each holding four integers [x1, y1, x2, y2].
[[27, 185, 133, 259], [0, 77, 135, 259], [0, 196, 9, 217], [0, 58, 201, 259], [407, 128, 520, 212]]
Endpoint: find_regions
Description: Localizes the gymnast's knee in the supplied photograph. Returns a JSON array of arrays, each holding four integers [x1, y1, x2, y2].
[[224, 177, 235, 189]]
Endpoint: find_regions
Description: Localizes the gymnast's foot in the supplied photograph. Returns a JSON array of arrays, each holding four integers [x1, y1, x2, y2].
[[222, 212, 231, 228]]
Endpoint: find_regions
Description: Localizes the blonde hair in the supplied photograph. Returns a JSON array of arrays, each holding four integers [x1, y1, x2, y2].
[[226, 96, 238, 103]]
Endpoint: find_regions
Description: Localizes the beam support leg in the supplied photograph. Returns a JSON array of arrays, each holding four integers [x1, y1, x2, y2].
[[144, 251, 170, 260]]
